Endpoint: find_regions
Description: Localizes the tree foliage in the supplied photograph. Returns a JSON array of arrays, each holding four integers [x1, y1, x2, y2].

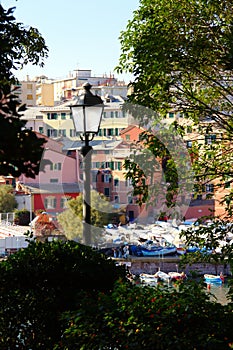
[[0, 239, 233, 349], [0, 184, 17, 213], [0, 4, 48, 178], [59, 280, 233, 350], [57, 191, 118, 242], [0, 4, 48, 87], [0, 240, 126, 349], [117, 0, 233, 218], [13, 208, 33, 226], [0, 84, 47, 178], [117, 0, 233, 123]]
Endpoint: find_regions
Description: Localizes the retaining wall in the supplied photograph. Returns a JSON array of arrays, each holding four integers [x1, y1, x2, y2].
[[116, 257, 231, 276]]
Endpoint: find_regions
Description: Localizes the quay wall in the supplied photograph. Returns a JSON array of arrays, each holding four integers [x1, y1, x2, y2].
[[115, 257, 232, 276]]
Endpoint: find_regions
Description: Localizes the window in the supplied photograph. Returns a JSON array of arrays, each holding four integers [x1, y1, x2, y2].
[[110, 111, 114, 118], [47, 129, 58, 137], [50, 178, 59, 183], [168, 112, 174, 118], [104, 188, 110, 197], [60, 197, 67, 209], [61, 113, 66, 120], [104, 174, 111, 183], [59, 129, 66, 137], [114, 195, 119, 203], [44, 197, 57, 209], [98, 129, 102, 136], [115, 128, 119, 136], [128, 196, 133, 204], [114, 178, 119, 186], [122, 110, 126, 118], [50, 163, 62, 171], [186, 141, 192, 148], [205, 134, 216, 145], [206, 184, 214, 193], [51, 113, 58, 120], [92, 172, 97, 182], [107, 128, 113, 136], [115, 162, 121, 170], [103, 112, 107, 118], [70, 129, 76, 137], [27, 94, 33, 100], [115, 111, 118, 118], [125, 178, 132, 187], [27, 83, 33, 89], [125, 135, 130, 141], [129, 211, 134, 220], [47, 113, 58, 120], [54, 163, 62, 170], [39, 127, 44, 134]]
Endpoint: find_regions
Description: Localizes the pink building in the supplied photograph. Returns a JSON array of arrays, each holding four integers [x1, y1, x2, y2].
[[17, 133, 80, 218]]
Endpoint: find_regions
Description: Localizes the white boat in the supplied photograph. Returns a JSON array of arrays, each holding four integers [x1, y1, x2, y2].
[[139, 273, 158, 286], [155, 270, 171, 281], [204, 274, 224, 284]]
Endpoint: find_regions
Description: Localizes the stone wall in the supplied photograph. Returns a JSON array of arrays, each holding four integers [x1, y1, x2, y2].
[[116, 257, 231, 276]]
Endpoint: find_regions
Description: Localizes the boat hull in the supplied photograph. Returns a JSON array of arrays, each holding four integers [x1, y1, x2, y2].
[[139, 273, 158, 286], [155, 271, 171, 281], [140, 246, 177, 257], [204, 274, 223, 284]]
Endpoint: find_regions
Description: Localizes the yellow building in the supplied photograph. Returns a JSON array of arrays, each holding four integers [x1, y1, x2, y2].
[[36, 80, 54, 106]]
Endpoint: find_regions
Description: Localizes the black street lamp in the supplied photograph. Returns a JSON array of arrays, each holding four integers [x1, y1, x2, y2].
[[70, 82, 104, 245]]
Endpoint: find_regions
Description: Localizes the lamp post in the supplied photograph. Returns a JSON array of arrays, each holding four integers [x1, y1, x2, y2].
[[70, 82, 104, 245]]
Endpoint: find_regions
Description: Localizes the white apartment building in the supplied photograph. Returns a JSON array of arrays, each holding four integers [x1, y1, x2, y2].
[[21, 96, 132, 141]]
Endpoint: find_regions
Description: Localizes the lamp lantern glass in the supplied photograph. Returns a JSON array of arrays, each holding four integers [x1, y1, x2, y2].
[[70, 82, 104, 134]]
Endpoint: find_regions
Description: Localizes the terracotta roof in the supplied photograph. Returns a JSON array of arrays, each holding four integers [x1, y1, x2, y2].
[[119, 124, 137, 135]]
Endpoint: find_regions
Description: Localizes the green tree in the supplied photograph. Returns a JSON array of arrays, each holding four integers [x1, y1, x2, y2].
[[0, 240, 126, 349], [59, 280, 233, 350], [116, 0, 233, 301], [0, 4, 48, 178], [1, 239, 233, 350], [58, 191, 117, 242], [117, 0, 233, 123], [14, 208, 34, 226], [0, 184, 17, 212], [0, 4, 48, 87], [117, 0, 233, 217]]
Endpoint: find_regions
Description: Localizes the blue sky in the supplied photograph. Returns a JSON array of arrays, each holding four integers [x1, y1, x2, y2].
[[1, 0, 139, 82]]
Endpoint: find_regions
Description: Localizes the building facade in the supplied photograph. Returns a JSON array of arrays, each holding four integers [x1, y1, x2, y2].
[[17, 134, 80, 218]]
